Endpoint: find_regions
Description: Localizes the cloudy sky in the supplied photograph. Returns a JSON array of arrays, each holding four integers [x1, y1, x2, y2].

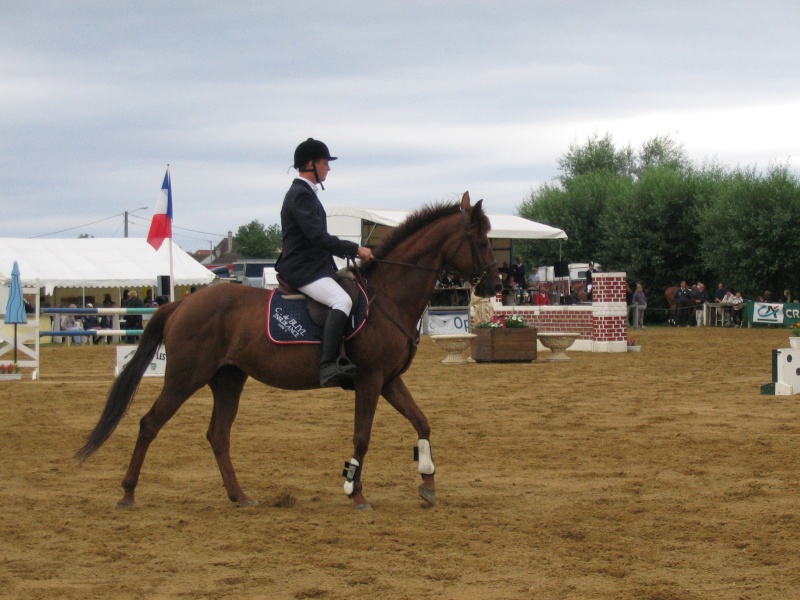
[[2, 1, 798, 253]]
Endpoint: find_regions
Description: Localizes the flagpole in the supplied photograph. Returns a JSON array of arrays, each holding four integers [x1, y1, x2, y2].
[[167, 165, 175, 303]]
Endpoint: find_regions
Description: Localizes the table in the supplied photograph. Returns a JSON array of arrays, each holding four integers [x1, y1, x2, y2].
[[704, 302, 735, 327]]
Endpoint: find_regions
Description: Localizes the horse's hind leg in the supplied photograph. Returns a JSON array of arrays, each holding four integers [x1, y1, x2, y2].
[[206, 366, 255, 507], [119, 381, 201, 508], [380, 376, 436, 506]]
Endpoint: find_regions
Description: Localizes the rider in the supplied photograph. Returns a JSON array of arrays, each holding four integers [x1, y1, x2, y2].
[[276, 138, 373, 387]]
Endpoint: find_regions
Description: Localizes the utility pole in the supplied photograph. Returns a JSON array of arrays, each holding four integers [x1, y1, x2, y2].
[[124, 206, 148, 238]]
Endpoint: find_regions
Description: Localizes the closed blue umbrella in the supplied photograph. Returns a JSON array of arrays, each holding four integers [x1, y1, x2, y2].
[[4, 261, 27, 364]]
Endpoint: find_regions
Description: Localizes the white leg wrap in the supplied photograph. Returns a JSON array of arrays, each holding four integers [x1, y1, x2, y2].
[[417, 439, 435, 475], [342, 457, 360, 495]]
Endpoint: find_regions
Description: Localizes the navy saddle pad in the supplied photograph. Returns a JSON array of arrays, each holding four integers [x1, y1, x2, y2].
[[266, 283, 369, 344]]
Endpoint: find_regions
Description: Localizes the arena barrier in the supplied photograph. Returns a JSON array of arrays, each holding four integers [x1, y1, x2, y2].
[[8, 307, 161, 378], [475, 272, 629, 353]]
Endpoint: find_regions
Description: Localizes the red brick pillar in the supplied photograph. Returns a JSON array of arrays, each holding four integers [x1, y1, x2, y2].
[[591, 272, 628, 352]]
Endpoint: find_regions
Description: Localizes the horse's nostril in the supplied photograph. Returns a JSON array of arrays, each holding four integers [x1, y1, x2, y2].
[[494, 283, 503, 293]]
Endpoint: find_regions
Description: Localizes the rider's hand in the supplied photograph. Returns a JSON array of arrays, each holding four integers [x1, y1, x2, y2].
[[357, 246, 373, 262]]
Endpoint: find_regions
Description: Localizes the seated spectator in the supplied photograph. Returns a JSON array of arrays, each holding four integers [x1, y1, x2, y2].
[[82, 303, 103, 344], [527, 270, 541, 294], [534, 287, 551, 306], [60, 304, 84, 345], [720, 288, 737, 327], [731, 290, 745, 327], [547, 282, 560, 305]]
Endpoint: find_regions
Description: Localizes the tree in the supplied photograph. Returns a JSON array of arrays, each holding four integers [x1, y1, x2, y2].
[[698, 164, 800, 300], [557, 132, 634, 182], [234, 220, 282, 258]]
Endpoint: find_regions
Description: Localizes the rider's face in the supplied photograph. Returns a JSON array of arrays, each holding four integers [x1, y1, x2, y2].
[[313, 159, 330, 183]]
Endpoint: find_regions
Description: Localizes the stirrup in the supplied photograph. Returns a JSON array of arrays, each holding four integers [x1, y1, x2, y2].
[[320, 357, 357, 387]]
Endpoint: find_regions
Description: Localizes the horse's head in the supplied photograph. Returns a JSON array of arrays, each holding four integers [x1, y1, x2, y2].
[[443, 192, 503, 297]]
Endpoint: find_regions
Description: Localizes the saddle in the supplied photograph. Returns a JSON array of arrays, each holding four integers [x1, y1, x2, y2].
[[266, 271, 369, 345], [275, 271, 361, 326]]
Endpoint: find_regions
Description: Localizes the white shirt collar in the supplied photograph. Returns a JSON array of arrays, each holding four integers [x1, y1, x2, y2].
[[296, 175, 320, 195]]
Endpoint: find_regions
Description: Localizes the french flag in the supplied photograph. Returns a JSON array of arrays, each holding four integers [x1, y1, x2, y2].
[[147, 167, 173, 250]]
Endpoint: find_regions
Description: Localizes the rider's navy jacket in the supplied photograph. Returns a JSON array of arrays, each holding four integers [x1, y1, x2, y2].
[[276, 178, 359, 288]]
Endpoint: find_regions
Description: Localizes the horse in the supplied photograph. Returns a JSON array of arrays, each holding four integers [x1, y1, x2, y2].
[[76, 192, 503, 510]]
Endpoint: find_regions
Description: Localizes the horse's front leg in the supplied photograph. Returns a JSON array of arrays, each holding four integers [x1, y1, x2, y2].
[[344, 380, 381, 510], [381, 376, 436, 506]]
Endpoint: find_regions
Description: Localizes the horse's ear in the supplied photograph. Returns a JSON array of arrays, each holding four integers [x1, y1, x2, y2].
[[460, 191, 471, 210]]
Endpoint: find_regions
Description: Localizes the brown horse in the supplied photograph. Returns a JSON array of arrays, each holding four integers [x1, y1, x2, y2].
[[76, 192, 502, 510]]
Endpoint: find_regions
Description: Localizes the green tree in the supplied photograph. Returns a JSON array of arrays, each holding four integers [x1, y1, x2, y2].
[[234, 220, 282, 258], [698, 164, 800, 300], [557, 131, 634, 182]]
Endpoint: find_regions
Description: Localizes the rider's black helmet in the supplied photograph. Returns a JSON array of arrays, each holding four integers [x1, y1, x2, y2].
[[293, 138, 337, 170]]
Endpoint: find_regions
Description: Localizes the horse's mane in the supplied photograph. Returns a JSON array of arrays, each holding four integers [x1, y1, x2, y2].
[[360, 200, 488, 276]]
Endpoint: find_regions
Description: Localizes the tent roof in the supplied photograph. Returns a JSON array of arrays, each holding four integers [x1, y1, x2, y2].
[[327, 207, 568, 240], [0, 238, 216, 292]]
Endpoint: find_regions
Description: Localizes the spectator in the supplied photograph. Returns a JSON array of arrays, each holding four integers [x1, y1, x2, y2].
[[783, 289, 792, 303], [534, 287, 551, 306], [585, 262, 594, 301], [633, 282, 647, 328], [714, 283, 727, 303], [510, 256, 527, 289], [82, 303, 103, 344], [693, 282, 709, 326], [499, 261, 513, 288], [731, 290, 745, 327], [547, 282, 560, 305], [721, 288, 736, 326], [60, 304, 83, 345], [527, 269, 541, 295], [125, 290, 145, 343], [674, 281, 693, 327]]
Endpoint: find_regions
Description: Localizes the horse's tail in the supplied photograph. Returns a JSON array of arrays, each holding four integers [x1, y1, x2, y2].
[[75, 301, 182, 462]]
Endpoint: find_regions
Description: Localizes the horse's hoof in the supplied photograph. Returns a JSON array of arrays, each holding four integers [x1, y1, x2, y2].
[[418, 484, 436, 506], [353, 502, 373, 511], [116, 500, 137, 509], [237, 499, 259, 508]]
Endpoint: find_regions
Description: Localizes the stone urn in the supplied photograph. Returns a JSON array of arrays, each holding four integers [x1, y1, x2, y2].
[[537, 332, 580, 361], [430, 334, 477, 365]]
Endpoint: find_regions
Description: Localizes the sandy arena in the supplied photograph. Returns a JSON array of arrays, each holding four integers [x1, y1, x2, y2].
[[2, 326, 799, 599]]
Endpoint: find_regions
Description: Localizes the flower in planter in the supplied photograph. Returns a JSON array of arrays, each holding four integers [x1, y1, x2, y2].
[[13, 363, 19, 374], [504, 314, 530, 328], [790, 323, 800, 337], [627, 338, 639, 347], [475, 314, 531, 329]]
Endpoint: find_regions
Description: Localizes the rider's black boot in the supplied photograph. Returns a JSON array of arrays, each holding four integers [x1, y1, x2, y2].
[[319, 309, 357, 387]]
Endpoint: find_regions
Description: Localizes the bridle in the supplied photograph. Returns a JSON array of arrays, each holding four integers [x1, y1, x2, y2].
[[443, 208, 497, 288]]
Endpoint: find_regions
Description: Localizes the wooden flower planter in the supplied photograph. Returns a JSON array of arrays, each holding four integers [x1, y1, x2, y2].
[[471, 327, 537, 362]]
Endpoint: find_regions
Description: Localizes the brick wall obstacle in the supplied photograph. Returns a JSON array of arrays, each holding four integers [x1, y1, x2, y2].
[[476, 272, 629, 353]]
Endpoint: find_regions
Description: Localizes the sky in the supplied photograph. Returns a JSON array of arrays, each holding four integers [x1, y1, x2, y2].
[[1, 1, 799, 253]]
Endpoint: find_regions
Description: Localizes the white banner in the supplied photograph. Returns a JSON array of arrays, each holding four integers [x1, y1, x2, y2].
[[751, 302, 784, 324], [426, 311, 470, 335], [115, 345, 166, 377]]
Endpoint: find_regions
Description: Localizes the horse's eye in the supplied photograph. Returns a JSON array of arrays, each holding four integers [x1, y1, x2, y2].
[[476, 242, 488, 249]]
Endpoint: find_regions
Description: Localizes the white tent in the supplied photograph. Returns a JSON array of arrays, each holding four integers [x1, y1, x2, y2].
[[327, 207, 567, 246], [0, 238, 215, 293]]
